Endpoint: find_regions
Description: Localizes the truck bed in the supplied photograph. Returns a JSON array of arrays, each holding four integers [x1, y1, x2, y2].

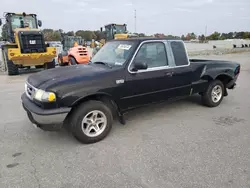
[[189, 58, 239, 70]]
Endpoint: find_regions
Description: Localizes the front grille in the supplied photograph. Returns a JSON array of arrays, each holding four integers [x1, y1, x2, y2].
[[19, 31, 46, 53], [25, 82, 37, 100]]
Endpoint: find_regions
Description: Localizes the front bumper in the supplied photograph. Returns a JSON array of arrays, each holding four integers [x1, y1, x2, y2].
[[8, 47, 57, 66], [21, 93, 71, 131]]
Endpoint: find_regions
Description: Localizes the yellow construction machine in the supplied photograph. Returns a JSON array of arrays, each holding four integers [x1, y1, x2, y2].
[[92, 23, 138, 56], [0, 12, 57, 75], [101, 23, 138, 43]]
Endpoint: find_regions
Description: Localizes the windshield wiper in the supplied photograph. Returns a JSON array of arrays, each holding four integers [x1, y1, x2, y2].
[[92, 61, 113, 68]]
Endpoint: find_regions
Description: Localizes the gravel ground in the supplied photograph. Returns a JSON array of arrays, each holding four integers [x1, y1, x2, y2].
[[0, 52, 250, 188]]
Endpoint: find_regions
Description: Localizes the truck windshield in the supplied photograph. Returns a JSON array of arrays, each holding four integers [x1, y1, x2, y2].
[[10, 15, 37, 30], [91, 40, 136, 67]]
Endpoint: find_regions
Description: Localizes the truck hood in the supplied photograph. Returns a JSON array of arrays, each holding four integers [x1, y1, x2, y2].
[[27, 64, 111, 89]]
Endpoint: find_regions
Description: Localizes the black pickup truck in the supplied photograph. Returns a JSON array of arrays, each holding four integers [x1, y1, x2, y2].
[[21, 38, 240, 144]]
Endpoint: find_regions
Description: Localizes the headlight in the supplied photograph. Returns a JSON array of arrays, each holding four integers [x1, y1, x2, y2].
[[34, 89, 56, 102]]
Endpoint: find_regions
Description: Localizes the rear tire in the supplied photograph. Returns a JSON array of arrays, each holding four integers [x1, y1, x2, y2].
[[58, 53, 65, 66], [44, 59, 56, 69], [201, 80, 224, 107], [69, 57, 77, 65], [70, 100, 113, 144], [6, 60, 19, 76]]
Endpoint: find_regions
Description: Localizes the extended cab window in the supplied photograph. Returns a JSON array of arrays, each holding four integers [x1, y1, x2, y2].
[[170, 41, 189, 66], [133, 42, 168, 69]]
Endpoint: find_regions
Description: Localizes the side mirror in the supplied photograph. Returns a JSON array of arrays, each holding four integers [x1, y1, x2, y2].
[[0, 19, 2, 26], [100, 27, 103, 32], [38, 20, 42, 27], [132, 61, 148, 72]]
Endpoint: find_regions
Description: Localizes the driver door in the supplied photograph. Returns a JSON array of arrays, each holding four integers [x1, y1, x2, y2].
[[119, 41, 173, 110]]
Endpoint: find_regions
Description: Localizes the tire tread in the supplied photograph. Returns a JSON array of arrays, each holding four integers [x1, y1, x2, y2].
[[7, 60, 19, 75]]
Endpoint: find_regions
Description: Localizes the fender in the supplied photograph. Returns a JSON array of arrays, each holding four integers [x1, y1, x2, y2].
[[72, 92, 115, 106], [71, 92, 125, 124], [202, 64, 235, 81]]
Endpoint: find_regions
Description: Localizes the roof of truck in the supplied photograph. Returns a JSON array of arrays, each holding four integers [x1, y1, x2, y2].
[[114, 37, 182, 42]]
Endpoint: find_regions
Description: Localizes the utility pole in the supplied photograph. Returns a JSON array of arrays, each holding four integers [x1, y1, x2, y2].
[[134, 9, 137, 33], [205, 25, 207, 42]]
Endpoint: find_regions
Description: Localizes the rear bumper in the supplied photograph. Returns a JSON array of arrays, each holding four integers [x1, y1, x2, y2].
[[21, 93, 71, 131]]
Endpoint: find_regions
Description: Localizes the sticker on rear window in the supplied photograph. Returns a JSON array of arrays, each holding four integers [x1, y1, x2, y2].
[[117, 44, 132, 50]]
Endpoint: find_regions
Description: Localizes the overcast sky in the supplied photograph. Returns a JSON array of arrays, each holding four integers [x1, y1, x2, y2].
[[1, 0, 249, 36]]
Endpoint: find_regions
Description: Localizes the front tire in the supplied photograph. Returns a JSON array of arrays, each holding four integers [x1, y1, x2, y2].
[[201, 80, 224, 107], [70, 100, 113, 144], [58, 53, 66, 66], [7, 60, 19, 76], [44, 59, 56, 69], [2, 50, 19, 75]]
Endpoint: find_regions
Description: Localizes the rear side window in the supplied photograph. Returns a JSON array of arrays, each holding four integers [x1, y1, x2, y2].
[[170, 41, 189, 66]]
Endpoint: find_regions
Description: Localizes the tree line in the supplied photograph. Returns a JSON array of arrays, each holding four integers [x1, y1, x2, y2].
[[1, 27, 250, 42], [42, 29, 105, 41], [40, 30, 250, 42], [182, 31, 250, 42]]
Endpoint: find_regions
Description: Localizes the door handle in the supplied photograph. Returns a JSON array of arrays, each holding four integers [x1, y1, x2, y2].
[[165, 72, 174, 77]]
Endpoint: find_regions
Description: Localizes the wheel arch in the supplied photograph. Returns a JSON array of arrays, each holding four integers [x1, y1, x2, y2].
[[68, 48, 79, 59], [201, 72, 233, 85], [68, 53, 82, 63], [68, 54, 75, 59], [215, 74, 233, 86], [66, 93, 121, 121], [200, 73, 233, 97], [68, 55, 77, 65]]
